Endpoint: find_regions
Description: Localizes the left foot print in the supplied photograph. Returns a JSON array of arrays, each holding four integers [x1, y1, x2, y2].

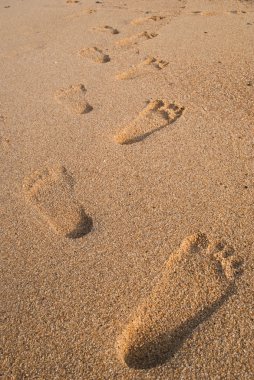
[[55, 84, 93, 114]]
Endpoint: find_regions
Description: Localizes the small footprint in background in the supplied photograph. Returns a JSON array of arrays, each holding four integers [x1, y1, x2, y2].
[[116, 57, 168, 80], [202, 11, 219, 16], [116, 232, 243, 369], [114, 99, 184, 145], [86, 8, 96, 14], [79, 47, 110, 63], [92, 25, 119, 34], [65, 8, 97, 20], [131, 15, 165, 25], [55, 84, 93, 114], [115, 31, 158, 47], [23, 166, 93, 238], [66, 0, 79, 3]]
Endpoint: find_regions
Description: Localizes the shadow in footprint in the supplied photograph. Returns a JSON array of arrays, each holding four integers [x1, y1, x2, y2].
[[118, 233, 243, 370], [67, 211, 93, 239], [124, 286, 235, 369]]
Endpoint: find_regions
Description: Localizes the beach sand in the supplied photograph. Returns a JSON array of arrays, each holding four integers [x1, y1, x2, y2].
[[0, 0, 253, 379]]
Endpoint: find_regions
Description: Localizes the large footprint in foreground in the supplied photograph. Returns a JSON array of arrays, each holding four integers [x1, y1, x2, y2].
[[116, 233, 243, 369], [114, 99, 184, 144], [23, 166, 93, 238]]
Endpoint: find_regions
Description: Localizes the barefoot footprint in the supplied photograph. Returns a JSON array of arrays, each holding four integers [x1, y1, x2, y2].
[[114, 99, 184, 144], [23, 166, 93, 238], [115, 31, 158, 47], [116, 57, 168, 80], [116, 233, 243, 369], [79, 47, 110, 63], [92, 25, 119, 34], [55, 84, 93, 114], [131, 15, 165, 25]]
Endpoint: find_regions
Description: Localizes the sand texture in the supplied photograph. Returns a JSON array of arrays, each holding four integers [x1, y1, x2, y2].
[[0, 0, 254, 379]]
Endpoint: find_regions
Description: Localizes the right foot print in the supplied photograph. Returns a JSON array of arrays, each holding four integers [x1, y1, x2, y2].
[[115, 31, 158, 47], [55, 84, 93, 114], [114, 99, 184, 144], [23, 166, 93, 238], [92, 25, 119, 34], [116, 57, 168, 80], [79, 47, 110, 63], [116, 233, 243, 369]]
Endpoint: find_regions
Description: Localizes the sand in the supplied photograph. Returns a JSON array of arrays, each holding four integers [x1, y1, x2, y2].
[[0, 0, 253, 379]]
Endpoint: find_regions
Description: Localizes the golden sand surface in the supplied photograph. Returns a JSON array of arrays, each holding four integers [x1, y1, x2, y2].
[[0, 0, 253, 379]]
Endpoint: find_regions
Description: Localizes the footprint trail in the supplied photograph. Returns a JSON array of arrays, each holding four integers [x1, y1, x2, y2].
[[117, 233, 243, 369]]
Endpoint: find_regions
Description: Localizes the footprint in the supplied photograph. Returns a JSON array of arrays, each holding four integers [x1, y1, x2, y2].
[[131, 15, 165, 25], [66, 0, 79, 3], [116, 232, 243, 369], [191, 11, 220, 16], [116, 57, 168, 80], [79, 47, 110, 63], [201, 11, 219, 16], [85, 8, 97, 14], [115, 31, 158, 47], [65, 8, 97, 20], [55, 84, 93, 114], [23, 166, 93, 238], [92, 25, 119, 34], [114, 99, 184, 144]]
